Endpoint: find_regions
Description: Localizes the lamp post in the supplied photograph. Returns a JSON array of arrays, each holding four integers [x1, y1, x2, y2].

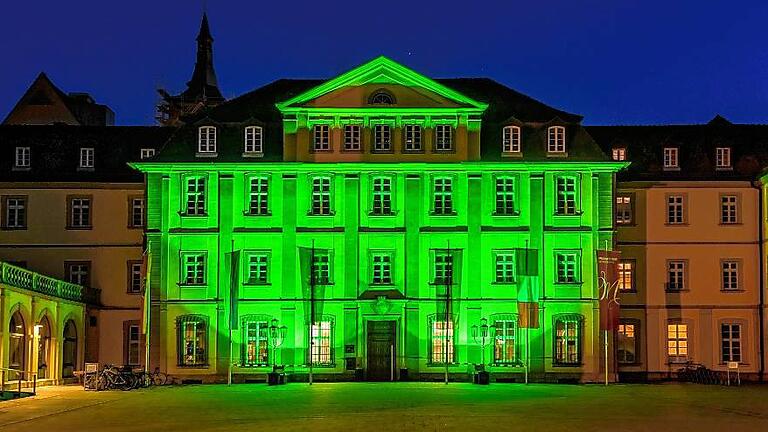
[[268, 318, 287, 369], [471, 318, 491, 367]]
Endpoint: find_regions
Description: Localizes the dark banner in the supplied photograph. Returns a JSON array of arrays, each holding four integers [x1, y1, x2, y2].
[[597, 250, 621, 331]]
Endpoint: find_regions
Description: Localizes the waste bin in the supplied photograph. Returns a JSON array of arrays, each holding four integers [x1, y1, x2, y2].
[[474, 371, 490, 385]]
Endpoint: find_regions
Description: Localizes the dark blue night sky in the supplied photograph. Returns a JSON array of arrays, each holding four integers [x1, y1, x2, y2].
[[2, 0, 767, 125]]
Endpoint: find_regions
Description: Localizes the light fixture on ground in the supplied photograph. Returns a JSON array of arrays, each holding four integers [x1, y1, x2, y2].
[[471, 318, 492, 385], [268, 318, 288, 385]]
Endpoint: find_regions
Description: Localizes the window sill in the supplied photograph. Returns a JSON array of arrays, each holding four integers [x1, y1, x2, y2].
[[1, 226, 28, 231], [664, 222, 689, 226], [490, 281, 517, 286], [491, 211, 520, 217], [309, 149, 332, 153], [178, 212, 208, 217], [431, 148, 456, 154], [242, 152, 264, 158], [429, 212, 457, 217], [176, 364, 209, 369], [663, 167, 681, 171], [501, 152, 523, 158], [715, 167, 734, 171], [340, 148, 363, 153], [77, 167, 95, 172], [243, 211, 272, 217], [546, 152, 568, 158], [371, 149, 394, 154], [665, 289, 690, 293], [310, 363, 336, 368], [719, 222, 742, 226], [553, 211, 583, 217], [307, 212, 335, 217], [552, 362, 583, 368], [721, 289, 745, 293], [370, 283, 395, 288], [195, 152, 218, 158], [178, 283, 207, 288], [402, 149, 425, 154], [126, 291, 143, 295], [11, 166, 31, 171], [554, 281, 583, 286], [243, 282, 271, 287], [368, 211, 397, 217], [66, 226, 93, 230]]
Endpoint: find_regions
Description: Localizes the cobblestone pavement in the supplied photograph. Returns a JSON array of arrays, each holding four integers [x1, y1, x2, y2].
[[1, 382, 767, 431]]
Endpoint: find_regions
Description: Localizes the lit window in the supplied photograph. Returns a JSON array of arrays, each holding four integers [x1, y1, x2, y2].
[[404, 124, 422, 151], [617, 321, 637, 364], [15, 147, 30, 168], [721, 323, 741, 363], [663, 147, 679, 169], [495, 176, 516, 215], [313, 125, 330, 151], [312, 250, 331, 284], [666, 260, 686, 291], [374, 125, 391, 152], [126, 324, 141, 366], [617, 261, 634, 291], [69, 197, 92, 228], [432, 250, 454, 285], [248, 176, 269, 215], [310, 176, 332, 215], [554, 315, 582, 365], [612, 147, 626, 161], [129, 197, 144, 227], [616, 195, 632, 224], [246, 253, 269, 284], [429, 315, 455, 364], [182, 253, 206, 285], [432, 177, 454, 215], [493, 317, 517, 365], [244, 126, 263, 154], [371, 252, 393, 285], [242, 319, 269, 366], [547, 126, 566, 153], [177, 315, 207, 366], [721, 261, 739, 291], [555, 176, 578, 215], [3, 196, 27, 229], [140, 148, 156, 159], [371, 176, 392, 215], [128, 261, 142, 293], [720, 195, 738, 224], [716, 147, 731, 169], [310, 317, 334, 366], [435, 125, 453, 151], [667, 323, 688, 361], [343, 125, 361, 151], [79, 148, 94, 169], [555, 252, 579, 283], [66, 262, 90, 286], [666, 195, 684, 224], [198, 126, 217, 154], [494, 252, 516, 283], [185, 177, 206, 216], [502, 126, 521, 154]]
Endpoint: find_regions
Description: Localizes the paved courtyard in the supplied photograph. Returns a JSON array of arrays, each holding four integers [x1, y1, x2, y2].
[[1, 383, 767, 431]]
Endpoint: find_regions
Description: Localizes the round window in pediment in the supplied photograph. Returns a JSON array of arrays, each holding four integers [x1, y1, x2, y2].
[[369, 90, 396, 105]]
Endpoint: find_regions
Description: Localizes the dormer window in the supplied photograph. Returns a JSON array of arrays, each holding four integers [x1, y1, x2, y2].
[[313, 125, 330, 151], [140, 148, 156, 159], [15, 147, 30, 168], [502, 126, 521, 154], [716, 147, 731, 169], [663, 147, 679, 169], [547, 126, 566, 153], [369, 91, 394, 105], [435, 125, 453, 152], [79, 148, 94, 169], [244, 126, 263, 155], [198, 126, 217, 154], [612, 147, 626, 161]]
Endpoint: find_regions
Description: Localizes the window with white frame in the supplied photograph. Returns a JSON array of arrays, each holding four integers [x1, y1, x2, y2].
[[181, 253, 206, 285], [310, 176, 332, 215], [666, 195, 685, 224], [716, 147, 731, 169], [612, 147, 626, 161], [493, 317, 517, 365], [554, 315, 582, 365], [69, 197, 91, 228], [310, 317, 334, 366], [721, 260, 739, 291], [129, 197, 144, 228], [3, 197, 27, 229], [429, 315, 455, 364], [720, 195, 738, 224], [198, 126, 217, 153], [617, 260, 634, 291], [502, 126, 521, 154], [373, 124, 391, 152], [79, 148, 94, 169], [721, 323, 741, 363], [66, 262, 90, 286], [494, 176, 516, 215], [313, 125, 330, 151], [185, 177, 206, 215], [547, 126, 566, 153], [15, 147, 30, 168], [177, 315, 207, 366], [140, 148, 155, 159], [404, 124, 422, 151], [246, 252, 269, 284], [432, 177, 454, 215], [617, 321, 638, 364], [616, 195, 632, 224], [494, 251, 516, 283], [126, 324, 141, 366], [435, 125, 453, 151], [242, 319, 269, 366], [371, 252, 393, 285], [667, 260, 686, 291], [432, 250, 454, 285], [555, 176, 577, 215], [371, 176, 392, 215], [343, 125, 361, 151], [248, 176, 269, 215], [555, 252, 579, 283], [663, 147, 679, 169], [312, 250, 331, 284], [244, 126, 263, 154], [667, 323, 688, 361], [128, 261, 142, 293]]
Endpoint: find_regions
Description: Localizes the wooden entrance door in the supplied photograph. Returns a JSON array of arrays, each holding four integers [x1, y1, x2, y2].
[[366, 320, 396, 381]]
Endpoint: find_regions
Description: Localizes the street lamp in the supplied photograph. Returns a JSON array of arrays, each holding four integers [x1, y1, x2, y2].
[[471, 318, 491, 367], [268, 318, 287, 369]]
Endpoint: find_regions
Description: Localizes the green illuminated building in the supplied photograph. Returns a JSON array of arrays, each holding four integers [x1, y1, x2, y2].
[[133, 56, 626, 382]]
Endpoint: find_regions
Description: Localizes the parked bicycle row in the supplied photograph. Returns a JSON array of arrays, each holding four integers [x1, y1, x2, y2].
[[83, 365, 170, 391]]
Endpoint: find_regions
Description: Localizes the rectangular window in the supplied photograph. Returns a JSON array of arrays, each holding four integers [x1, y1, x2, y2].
[[721, 261, 739, 291], [3, 196, 27, 229], [126, 324, 141, 366], [663, 147, 679, 169], [373, 124, 391, 152], [433, 177, 454, 215], [248, 176, 269, 215], [667, 323, 688, 361], [371, 176, 392, 215], [343, 125, 361, 151], [555, 252, 579, 283], [65, 262, 90, 286], [198, 126, 217, 153], [502, 126, 521, 154], [185, 177, 206, 216], [435, 125, 453, 151], [617, 321, 637, 364], [404, 124, 422, 151], [127, 261, 143, 293], [616, 195, 632, 225], [494, 252, 516, 283], [68, 197, 92, 228], [617, 260, 635, 291], [430, 318, 455, 364], [667, 260, 686, 291], [243, 320, 269, 366], [612, 147, 626, 161], [547, 126, 566, 153], [493, 319, 517, 364], [371, 252, 393, 285], [720, 195, 738, 224], [432, 250, 454, 285], [140, 148, 155, 159], [79, 147, 94, 169], [666, 195, 684, 224], [716, 147, 731, 169], [178, 316, 207, 366], [312, 251, 331, 284], [310, 319, 333, 366], [555, 176, 577, 215], [182, 253, 206, 285], [244, 126, 263, 154], [310, 176, 332, 215], [554, 317, 581, 365], [721, 323, 741, 363], [246, 253, 269, 284], [129, 197, 145, 228], [313, 125, 330, 151], [494, 176, 516, 215], [15, 147, 30, 168]]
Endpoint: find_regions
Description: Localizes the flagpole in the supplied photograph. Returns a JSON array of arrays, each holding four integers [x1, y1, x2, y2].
[[309, 239, 315, 386], [143, 245, 151, 376], [228, 239, 234, 386], [524, 240, 530, 385], [445, 240, 451, 385], [604, 239, 609, 387]]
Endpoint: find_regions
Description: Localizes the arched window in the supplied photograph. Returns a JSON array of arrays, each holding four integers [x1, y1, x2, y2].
[[198, 126, 217, 154], [9, 311, 26, 378], [37, 316, 52, 379], [368, 91, 395, 105], [177, 315, 208, 367], [62, 320, 77, 378], [244, 126, 263, 154], [547, 126, 566, 153], [553, 314, 583, 365], [502, 126, 521, 153]]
